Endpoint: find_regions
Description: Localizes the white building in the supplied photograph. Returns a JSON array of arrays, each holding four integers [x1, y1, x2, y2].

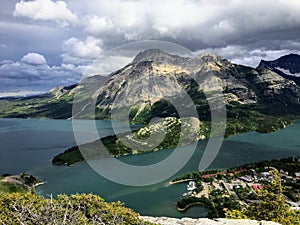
[[187, 181, 197, 191]]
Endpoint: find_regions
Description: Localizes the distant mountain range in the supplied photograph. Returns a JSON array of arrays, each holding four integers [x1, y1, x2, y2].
[[3, 50, 300, 164], [257, 53, 300, 85], [1, 50, 300, 136]]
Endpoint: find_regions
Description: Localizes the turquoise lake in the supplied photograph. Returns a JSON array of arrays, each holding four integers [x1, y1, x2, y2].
[[0, 118, 300, 218]]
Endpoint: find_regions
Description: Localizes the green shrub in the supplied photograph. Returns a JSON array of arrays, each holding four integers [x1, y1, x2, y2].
[[0, 192, 155, 225]]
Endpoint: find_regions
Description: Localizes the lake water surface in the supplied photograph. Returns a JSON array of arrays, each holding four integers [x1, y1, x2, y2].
[[0, 118, 300, 218]]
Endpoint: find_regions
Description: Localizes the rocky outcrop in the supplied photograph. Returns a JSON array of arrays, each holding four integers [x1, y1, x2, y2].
[[140, 216, 281, 225], [48, 84, 78, 99]]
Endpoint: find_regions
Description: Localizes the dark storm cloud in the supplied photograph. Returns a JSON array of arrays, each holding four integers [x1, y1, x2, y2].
[[1, 0, 300, 94], [65, 0, 300, 67]]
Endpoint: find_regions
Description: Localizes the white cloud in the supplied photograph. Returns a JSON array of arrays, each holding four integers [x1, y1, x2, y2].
[[21, 52, 47, 65], [86, 55, 132, 76], [67, 0, 300, 49], [6, 0, 300, 50], [0, 60, 14, 65], [8, 0, 300, 64], [61, 36, 103, 63], [0, 91, 44, 98], [61, 63, 75, 71], [14, 0, 77, 26], [84, 16, 115, 35]]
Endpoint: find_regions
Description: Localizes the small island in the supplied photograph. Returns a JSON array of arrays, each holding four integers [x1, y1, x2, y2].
[[172, 157, 300, 218]]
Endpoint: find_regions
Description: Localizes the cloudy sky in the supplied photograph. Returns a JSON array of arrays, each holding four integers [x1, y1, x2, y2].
[[1, 0, 300, 96]]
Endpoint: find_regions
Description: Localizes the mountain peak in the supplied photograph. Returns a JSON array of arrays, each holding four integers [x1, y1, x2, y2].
[[276, 53, 300, 63], [136, 48, 167, 56], [132, 49, 183, 64], [258, 53, 300, 67], [132, 49, 226, 66], [198, 53, 222, 62], [257, 53, 300, 84]]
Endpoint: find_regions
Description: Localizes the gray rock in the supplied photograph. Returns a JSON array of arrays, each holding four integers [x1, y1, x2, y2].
[[140, 216, 281, 225], [73, 49, 300, 120]]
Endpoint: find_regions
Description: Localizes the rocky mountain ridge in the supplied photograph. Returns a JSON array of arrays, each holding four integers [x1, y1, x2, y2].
[[257, 53, 300, 85], [68, 49, 300, 124], [1, 50, 300, 135]]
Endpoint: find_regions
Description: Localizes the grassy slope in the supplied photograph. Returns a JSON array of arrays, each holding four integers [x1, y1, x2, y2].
[[0, 94, 74, 119]]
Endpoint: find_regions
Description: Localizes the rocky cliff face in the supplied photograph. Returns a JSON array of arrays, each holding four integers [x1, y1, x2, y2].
[[71, 49, 300, 123]]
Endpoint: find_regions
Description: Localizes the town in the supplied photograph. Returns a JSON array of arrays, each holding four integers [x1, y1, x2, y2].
[[172, 157, 300, 217]]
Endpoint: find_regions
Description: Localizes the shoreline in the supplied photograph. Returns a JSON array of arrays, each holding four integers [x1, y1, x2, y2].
[[0, 173, 45, 194], [51, 116, 299, 167], [176, 202, 203, 212], [33, 181, 46, 188], [2, 117, 299, 168], [173, 157, 300, 218], [169, 178, 194, 185]]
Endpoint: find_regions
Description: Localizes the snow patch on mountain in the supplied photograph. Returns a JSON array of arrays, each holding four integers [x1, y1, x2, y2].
[[275, 67, 300, 77]]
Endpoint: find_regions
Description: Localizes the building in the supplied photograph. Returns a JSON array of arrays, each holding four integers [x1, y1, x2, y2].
[[187, 181, 197, 191], [252, 185, 258, 191]]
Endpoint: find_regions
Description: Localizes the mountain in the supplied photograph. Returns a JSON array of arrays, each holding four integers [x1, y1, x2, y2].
[[0, 75, 106, 119], [1, 49, 300, 133], [257, 53, 300, 85], [3, 49, 300, 164], [69, 50, 299, 122]]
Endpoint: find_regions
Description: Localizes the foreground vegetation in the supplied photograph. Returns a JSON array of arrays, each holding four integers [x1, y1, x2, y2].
[[0, 173, 155, 224], [0, 192, 155, 225]]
